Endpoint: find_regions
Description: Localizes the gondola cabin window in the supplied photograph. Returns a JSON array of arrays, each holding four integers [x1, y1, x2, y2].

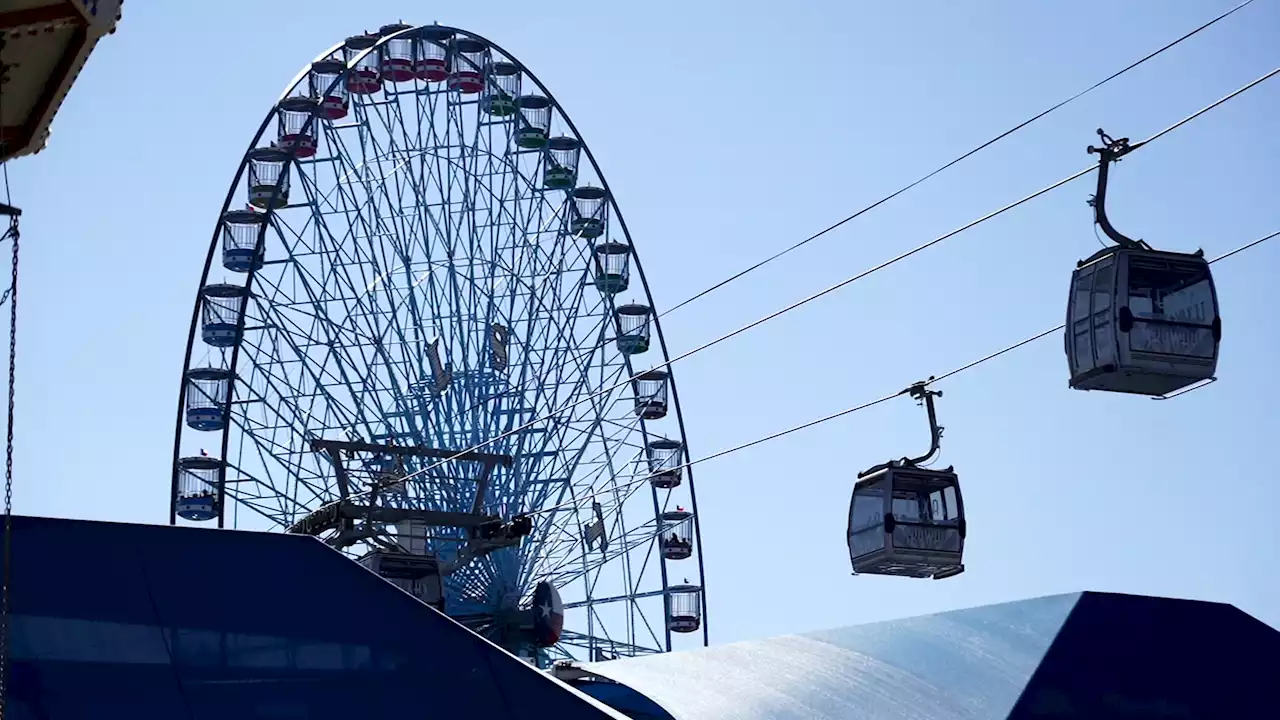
[[848, 479, 886, 559], [1126, 256, 1216, 358], [889, 472, 963, 554]]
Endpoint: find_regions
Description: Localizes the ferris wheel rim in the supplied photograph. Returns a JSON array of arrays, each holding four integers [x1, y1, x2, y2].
[[169, 22, 710, 653]]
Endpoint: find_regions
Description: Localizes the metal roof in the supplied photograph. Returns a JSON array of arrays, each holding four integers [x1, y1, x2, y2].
[[577, 591, 1280, 719], [2, 514, 625, 718], [0, 1, 122, 161]]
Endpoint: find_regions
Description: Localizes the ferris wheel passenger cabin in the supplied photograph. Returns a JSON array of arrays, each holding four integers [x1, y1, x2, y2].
[[414, 26, 454, 82], [659, 510, 694, 561], [448, 37, 488, 94], [377, 24, 416, 83], [514, 94, 552, 150], [593, 241, 631, 295], [666, 584, 702, 633], [308, 60, 349, 120], [570, 186, 608, 239], [645, 438, 683, 490], [544, 136, 582, 190], [632, 369, 670, 420], [275, 97, 319, 159], [1066, 130, 1220, 398], [175, 456, 221, 522], [848, 382, 965, 580], [482, 62, 521, 116], [200, 284, 249, 347], [247, 148, 291, 210], [343, 34, 382, 95], [615, 303, 652, 355], [221, 210, 267, 273], [183, 368, 233, 432]]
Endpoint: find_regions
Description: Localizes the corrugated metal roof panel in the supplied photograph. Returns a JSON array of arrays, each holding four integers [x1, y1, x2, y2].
[[581, 592, 1279, 719]]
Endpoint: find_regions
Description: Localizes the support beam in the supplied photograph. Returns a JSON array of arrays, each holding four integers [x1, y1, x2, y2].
[[310, 438, 512, 467], [0, 3, 79, 31], [470, 461, 496, 515], [325, 446, 351, 500], [287, 501, 502, 538]]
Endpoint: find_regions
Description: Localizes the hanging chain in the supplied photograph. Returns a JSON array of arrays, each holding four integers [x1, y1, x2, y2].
[[0, 217, 18, 718]]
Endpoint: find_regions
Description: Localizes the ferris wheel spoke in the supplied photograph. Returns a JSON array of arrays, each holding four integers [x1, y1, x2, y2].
[[242, 288, 371, 437], [509, 347, 619, 563], [560, 409, 651, 469], [289, 161, 440, 446], [515, 349, 615, 506], [525, 483, 646, 588], [538, 364, 637, 501], [522, 279, 606, 417], [630, 597, 666, 651], [556, 630, 663, 658], [231, 329, 356, 477], [529, 392, 646, 515], [223, 454, 317, 515], [587, 596, 664, 656], [414, 137, 481, 438], [230, 433, 330, 520], [233, 336, 393, 518], [307, 175, 425, 378], [231, 370, 321, 521], [459, 238, 606, 522], [563, 592, 667, 654], [540, 474, 666, 599], [225, 435, 316, 520], [229, 440, 321, 524], [369, 100, 453, 399], [537, 504, 660, 589], [515, 309, 622, 481], [255, 216, 405, 427]]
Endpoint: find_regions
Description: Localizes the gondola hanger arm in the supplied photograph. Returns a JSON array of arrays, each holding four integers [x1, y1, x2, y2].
[[903, 379, 944, 467], [1086, 128, 1152, 251]]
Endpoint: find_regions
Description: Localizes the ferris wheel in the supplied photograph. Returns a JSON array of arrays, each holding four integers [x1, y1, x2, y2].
[[168, 22, 708, 662]]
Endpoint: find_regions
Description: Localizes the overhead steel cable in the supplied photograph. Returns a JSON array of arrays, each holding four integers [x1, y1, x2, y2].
[[370, 64, 1279, 499], [523, 227, 1280, 518], [657, 0, 1260, 319]]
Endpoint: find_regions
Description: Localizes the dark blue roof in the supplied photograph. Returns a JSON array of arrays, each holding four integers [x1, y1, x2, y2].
[[1, 514, 622, 718], [582, 591, 1280, 719]]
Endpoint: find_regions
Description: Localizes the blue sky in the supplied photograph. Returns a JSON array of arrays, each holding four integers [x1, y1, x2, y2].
[[9, 0, 1279, 645]]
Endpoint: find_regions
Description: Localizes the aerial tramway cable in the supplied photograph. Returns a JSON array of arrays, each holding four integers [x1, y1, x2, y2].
[[658, 0, 1261, 319], [524, 227, 1280, 517], [384, 65, 1280, 492]]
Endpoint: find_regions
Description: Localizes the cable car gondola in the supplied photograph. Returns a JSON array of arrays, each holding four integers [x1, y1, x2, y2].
[[1066, 129, 1221, 398], [847, 381, 965, 580]]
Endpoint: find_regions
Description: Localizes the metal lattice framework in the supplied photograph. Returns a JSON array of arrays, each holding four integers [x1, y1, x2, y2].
[[169, 23, 707, 661]]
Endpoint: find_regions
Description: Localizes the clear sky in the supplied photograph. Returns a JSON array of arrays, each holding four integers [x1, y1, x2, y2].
[[9, 0, 1279, 645]]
